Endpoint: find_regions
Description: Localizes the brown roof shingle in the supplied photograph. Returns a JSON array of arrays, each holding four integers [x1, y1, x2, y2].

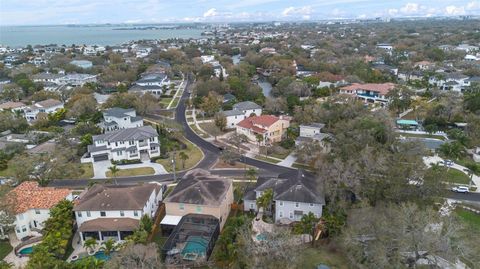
[[78, 217, 139, 232], [73, 183, 161, 211]]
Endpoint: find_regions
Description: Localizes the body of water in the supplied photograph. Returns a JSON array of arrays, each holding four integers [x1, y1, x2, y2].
[[257, 79, 273, 97], [0, 25, 204, 47]]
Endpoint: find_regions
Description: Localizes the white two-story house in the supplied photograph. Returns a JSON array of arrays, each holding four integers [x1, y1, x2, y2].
[[244, 172, 324, 224], [99, 107, 143, 132], [81, 126, 160, 163], [24, 99, 64, 122], [221, 101, 263, 128], [73, 183, 162, 244], [4, 181, 72, 240]]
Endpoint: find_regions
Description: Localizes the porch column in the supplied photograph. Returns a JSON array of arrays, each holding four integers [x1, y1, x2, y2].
[[98, 231, 102, 242], [117, 231, 121, 241]]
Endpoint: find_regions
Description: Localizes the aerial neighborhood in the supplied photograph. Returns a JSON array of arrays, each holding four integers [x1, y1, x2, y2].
[[1, 15, 480, 269]]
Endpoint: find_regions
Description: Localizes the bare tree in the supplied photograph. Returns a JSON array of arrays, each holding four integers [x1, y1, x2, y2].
[[105, 243, 163, 269]]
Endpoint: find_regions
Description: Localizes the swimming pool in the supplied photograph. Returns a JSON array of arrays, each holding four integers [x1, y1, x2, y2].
[[256, 233, 267, 241], [181, 236, 208, 258], [93, 251, 112, 261], [19, 246, 34, 255]]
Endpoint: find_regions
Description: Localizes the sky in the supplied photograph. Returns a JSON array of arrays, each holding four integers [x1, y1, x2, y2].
[[1, 0, 480, 26]]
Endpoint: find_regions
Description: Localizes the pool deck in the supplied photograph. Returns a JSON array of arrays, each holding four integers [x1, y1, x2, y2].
[[3, 233, 30, 268]]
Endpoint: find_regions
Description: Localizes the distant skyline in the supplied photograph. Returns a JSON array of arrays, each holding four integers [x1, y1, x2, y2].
[[1, 0, 480, 26]]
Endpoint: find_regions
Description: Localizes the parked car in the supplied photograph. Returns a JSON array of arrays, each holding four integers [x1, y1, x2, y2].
[[451, 186, 469, 193]]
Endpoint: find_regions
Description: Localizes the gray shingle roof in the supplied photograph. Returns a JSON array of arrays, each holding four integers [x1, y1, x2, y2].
[[74, 183, 161, 211], [103, 107, 135, 118], [165, 169, 232, 206], [93, 126, 157, 143], [233, 101, 261, 111], [222, 110, 244, 117]]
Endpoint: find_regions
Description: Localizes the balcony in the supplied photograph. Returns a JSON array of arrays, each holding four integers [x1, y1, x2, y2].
[[138, 142, 148, 147]]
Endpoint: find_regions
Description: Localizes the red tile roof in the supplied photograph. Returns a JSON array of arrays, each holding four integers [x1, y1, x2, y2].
[[7, 181, 71, 214], [237, 115, 281, 133], [340, 83, 396, 96]]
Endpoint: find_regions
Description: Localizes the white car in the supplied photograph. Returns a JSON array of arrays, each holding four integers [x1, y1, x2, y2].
[[451, 186, 469, 193]]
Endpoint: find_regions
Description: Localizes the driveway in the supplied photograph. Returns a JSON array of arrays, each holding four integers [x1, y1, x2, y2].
[[92, 160, 168, 179], [277, 152, 297, 168]]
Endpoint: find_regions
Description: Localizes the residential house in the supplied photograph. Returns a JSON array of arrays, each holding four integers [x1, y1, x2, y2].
[[222, 101, 262, 128], [73, 183, 162, 244], [81, 126, 160, 163], [259, 47, 276, 54], [473, 147, 480, 163], [236, 115, 291, 146], [0, 101, 26, 112], [162, 169, 233, 230], [372, 63, 398, 76], [5, 181, 72, 240], [57, 73, 97, 86], [99, 107, 143, 132], [70, 60, 93, 69], [465, 76, 480, 88], [135, 72, 170, 88], [414, 61, 434, 71], [455, 44, 479, 53], [295, 123, 332, 152], [464, 55, 479, 62], [83, 46, 106, 56], [24, 99, 64, 121], [31, 72, 63, 84], [243, 172, 325, 224], [376, 43, 393, 54], [428, 72, 469, 92], [134, 46, 152, 58], [110, 46, 129, 54], [339, 83, 396, 105], [31, 57, 47, 66]]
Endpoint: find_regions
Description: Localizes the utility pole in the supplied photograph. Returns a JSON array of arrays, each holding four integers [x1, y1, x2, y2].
[[172, 150, 177, 182]]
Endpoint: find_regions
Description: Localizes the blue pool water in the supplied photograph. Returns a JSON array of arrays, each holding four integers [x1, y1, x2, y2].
[[93, 251, 112, 261], [19, 246, 34, 255], [256, 233, 267, 241], [182, 236, 208, 257]]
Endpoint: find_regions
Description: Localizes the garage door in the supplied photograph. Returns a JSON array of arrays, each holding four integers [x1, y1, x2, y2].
[[93, 154, 109, 162]]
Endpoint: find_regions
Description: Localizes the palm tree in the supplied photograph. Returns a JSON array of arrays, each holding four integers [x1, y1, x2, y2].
[[293, 212, 319, 246], [108, 165, 120, 185], [83, 238, 98, 254], [179, 151, 189, 169], [256, 189, 273, 215], [100, 238, 116, 257]]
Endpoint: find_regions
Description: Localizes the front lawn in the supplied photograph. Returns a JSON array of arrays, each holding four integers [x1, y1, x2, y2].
[[455, 208, 480, 232], [255, 155, 281, 164], [79, 163, 94, 179], [156, 138, 203, 172], [105, 167, 155, 177], [428, 167, 470, 184], [296, 245, 351, 269], [0, 240, 13, 260]]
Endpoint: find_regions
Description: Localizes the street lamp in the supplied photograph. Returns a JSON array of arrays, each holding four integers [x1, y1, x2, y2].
[[172, 150, 177, 182]]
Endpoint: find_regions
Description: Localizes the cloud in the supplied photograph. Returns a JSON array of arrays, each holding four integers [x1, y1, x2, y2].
[[203, 8, 217, 17], [282, 6, 313, 17], [445, 5, 466, 15], [400, 3, 420, 14]]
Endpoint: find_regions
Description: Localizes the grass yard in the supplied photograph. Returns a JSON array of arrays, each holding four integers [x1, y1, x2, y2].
[[105, 167, 155, 177], [296, 245, 351, 269], [455, 208, 480, 232], [255, 155, 281, 164], [428, 167, 470, 184], [159, 97, 173, 107], [79, 163, 94, 179], [188, 124, 209, 138], [156, 138, 203, 172], [0, 240, 12, 260], [270, 150, 292, 160], [397, 132, 446, 141], [170, 96, 181, 108]]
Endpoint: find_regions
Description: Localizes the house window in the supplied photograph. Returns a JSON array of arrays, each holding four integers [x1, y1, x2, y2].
[[18, 214, 24, 220], [129, 140, 134, 145], [279, 211, 283, 218], [16, 228, 20, 233], [86, 211, 91, 217], [100, 211, 106, 217], [22, 226, 27, 232], [134, 211, 138, 217], [279, 201, 283, 206], [117, 151, 122, 156], [295, 202, 299, 208], [35, 209, 41, 214], [77, 212, 82, 217], [196, 206, 202, 213], [179, 203, 185, 210], [150, 146, 156, 151], [115, 142, 118, 147], [120, 211, 124, 217], [250, 203, 254, 209], [289, 212, 293, 219], [310, 203, 314, 207]]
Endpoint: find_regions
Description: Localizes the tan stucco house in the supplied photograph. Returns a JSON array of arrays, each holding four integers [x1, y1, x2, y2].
[[236, 115, 291, 146], [162, 169, 233, 230]]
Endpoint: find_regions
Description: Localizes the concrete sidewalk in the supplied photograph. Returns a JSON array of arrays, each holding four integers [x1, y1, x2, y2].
[[92, 160, 168, 179]]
